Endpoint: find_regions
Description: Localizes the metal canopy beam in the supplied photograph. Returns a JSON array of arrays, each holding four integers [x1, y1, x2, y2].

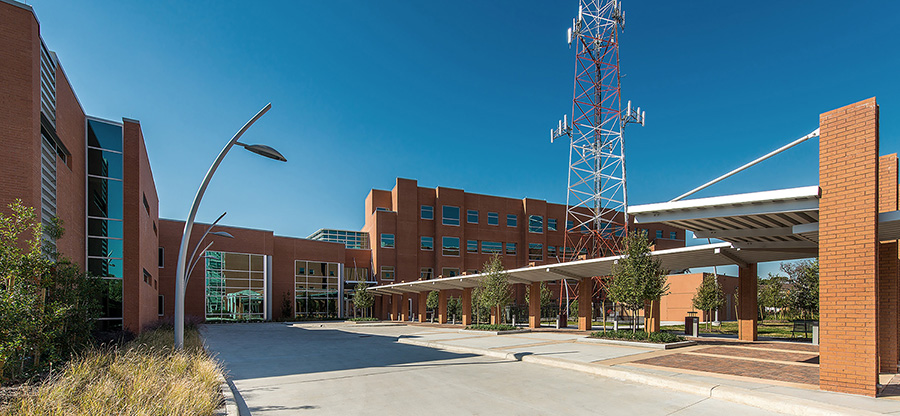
[[546, 267, 581, 279], [694, 226, 794, 239], [714, 248, 749, 268]]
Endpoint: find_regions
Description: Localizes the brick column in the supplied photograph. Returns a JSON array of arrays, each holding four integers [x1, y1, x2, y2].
[[578, 278, 592, 331], [400, 294, 408, 322], [380, 295, 389, 320], [529, 282, 541, 328], [418, 291, 428, 323], [391, 294, 401, 321], [438, 290, 448, 324], [738, 264, 758, 341], [819, 97, 879, 396], [879, 154, 899, 373], [645, 300, 660, 332], [461, 288, 473, 325]]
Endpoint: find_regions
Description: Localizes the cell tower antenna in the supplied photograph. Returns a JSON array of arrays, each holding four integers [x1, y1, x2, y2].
[[550, 0, 645, 261]]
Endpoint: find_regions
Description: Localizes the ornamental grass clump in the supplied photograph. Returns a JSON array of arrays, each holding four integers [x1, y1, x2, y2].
[[2, 328, 224, 416]]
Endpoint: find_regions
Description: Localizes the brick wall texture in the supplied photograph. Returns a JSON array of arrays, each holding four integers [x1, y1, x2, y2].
[[818, 97, 879, 396], [879, 154, 899, 373]]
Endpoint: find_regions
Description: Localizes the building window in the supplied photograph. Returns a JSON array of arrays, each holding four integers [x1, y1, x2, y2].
[[442, 268, 459, 278], [158, 247, 164, 268], [143, 269, 152, 285], [487, 212, 499, 226], [442, 206, 460, 226], [656, 230, 663, 239], [529, 243, 543, 261], [442, 236, 460, 256], [507, 215, 517, 227], [207, 251, 267, 321], [467, 209, 479, 224], [467, 240, 478, 253], [481, 241, 502, 254], [548, 246, 557, 258], [466, 269, 478, 275], [376, 207, 389, 212], [567, 220, 574, 231], [158, 295, 164, 316], [380, 266, 395, 281], [506, 242, 517, 256], [528, 215, 543, 233], [548, 218, 558, 232], [420, 236, 434, 251], [381, 233, 395, 248], [421, 205, 434, 220], [420, 268, 433, 280], [670, 231, 678, 240]]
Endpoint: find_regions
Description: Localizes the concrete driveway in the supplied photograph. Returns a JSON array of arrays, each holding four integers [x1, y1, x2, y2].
[[202, 322, 781, 415]]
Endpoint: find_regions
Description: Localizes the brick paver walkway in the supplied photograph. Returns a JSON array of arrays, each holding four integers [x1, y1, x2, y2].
[[630, 339, 820, 385]]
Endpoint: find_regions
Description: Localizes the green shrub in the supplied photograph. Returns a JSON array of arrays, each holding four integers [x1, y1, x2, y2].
[[348, 317, 378, 322], [465, 324, 517, 332], [589, 330, 684, 344]]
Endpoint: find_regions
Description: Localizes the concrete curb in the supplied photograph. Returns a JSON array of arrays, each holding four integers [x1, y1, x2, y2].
[[397, 338, 880, 416], [215, 373, 239, 416], [576, 337, 696, 350]]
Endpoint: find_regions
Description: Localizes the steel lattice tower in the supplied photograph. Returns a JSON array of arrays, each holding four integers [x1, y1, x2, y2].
[[551, 0, 643, 261]]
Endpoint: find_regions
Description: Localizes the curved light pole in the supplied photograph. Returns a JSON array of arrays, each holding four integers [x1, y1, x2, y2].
[[175, 103, 286, 349]]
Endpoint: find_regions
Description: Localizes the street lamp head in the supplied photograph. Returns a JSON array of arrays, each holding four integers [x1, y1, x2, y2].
[[209, 231, 234, 239], [236, 142, 287, 162]]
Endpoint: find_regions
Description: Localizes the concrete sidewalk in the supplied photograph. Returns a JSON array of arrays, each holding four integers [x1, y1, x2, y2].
[[396, 326, 900, 416]]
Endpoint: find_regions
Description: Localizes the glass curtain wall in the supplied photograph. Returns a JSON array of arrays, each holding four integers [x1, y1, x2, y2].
[[295, 260, 340, 318], [86, 118, 124, 331], [205, 251, 266, 321]]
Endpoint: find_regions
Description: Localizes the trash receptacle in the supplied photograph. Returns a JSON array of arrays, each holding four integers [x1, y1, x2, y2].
[[685, 316, 699, 337]]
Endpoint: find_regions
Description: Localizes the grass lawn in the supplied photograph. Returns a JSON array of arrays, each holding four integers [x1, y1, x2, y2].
[[661, 320, 813, 340], [1, 327, 224, 416]]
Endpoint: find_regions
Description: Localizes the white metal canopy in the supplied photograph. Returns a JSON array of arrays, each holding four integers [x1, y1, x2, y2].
[[368, 185, 900, 296], [367, 242, 812, 295]]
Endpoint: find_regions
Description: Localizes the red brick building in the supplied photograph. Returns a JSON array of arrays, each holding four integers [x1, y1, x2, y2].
[[0, 0, 159, 333]]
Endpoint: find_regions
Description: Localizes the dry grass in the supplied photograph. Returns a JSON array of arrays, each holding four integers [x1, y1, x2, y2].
[[1, 327, 224, 416]]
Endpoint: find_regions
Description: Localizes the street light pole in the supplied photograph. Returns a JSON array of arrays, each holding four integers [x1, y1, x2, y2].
[[174, 103, 286, 349]]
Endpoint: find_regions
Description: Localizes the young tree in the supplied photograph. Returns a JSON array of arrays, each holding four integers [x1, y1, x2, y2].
[[608, 230, 669, 332], [783, 260, 819, 319], [692, 274, 725, 331], [426, 290, 439, 323], [447, 296, 461, 324], [477, 254, 511, 325], [758, 273, 788, 320], [1, 200, 101, 381], [353, 282, 374, 318]]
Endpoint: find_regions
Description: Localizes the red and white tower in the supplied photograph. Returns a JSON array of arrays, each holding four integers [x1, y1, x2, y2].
[[551, 0, 643, 261]]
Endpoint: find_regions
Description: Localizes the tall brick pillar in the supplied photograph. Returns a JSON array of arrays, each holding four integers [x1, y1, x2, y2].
[[418, 291, 428, 323], [529, 282, 541, 329], [819, 97, 879, 396], [380, 296, 389, 320], [461, 288, 473, 325], [738, 265, 758, 341], [437, 290, 448, 324], [879, 154, 899, 373], [578, 278, 592, 331], [391, 294, 401, 321], [400, 294, 409, 322]]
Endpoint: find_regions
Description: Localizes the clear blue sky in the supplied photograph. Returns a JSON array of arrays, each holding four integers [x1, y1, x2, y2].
[[30, 1, 900, 274]]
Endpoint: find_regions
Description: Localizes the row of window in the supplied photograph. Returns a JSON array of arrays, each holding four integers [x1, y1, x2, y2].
[[419, 205, 560, 233], [381, 229, 680, 251], [379, 266, 468, 281]]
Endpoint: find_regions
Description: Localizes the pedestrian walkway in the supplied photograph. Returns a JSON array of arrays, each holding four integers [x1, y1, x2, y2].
[[395, 325, 900, 415]]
